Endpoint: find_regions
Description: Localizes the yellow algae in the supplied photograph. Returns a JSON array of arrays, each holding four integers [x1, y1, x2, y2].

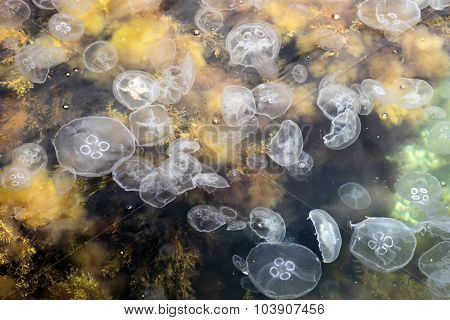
[[79, 7, 106, 37], [46, 271, 110, 300], [262, 0, 309, 36], [288, 82, 320, 120], [375, 104, 424, 127], [366, 50, 406, 84], [175, 34, 207, 69]]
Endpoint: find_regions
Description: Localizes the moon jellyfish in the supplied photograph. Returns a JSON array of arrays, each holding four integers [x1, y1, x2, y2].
[[226, 21, 280, 79], [420, 217, 450, 240], [194, 6, 223, 33], [53, 117, 136, 177], [246, 154, 268, 171], [249, 207, 286, 242], [308, 209, 342, 263], [219, 206, 238, 222], [187, 205, 226, 232], [202, 0, 251, 10], [12, 143, 48, 174], [51, 0, 94, 17], [338, 182, 372, 209], [232, 254, 248, 274], [112, 156, 154, 192], [424, 106, 447, 120], [349, 218, 417, 272], [139, 167, 176, 208], [52, 167, 76, 195], [291, 64, 308, 84], [323, 109, 361, 150], [317, 84, 361, 120], [32, 0, 54, 10], [227, 221, 247, 231], [1, 166, 32, 191], [396, 172, 442, 204], [361, 79, 393, 105], [267, 120, 303, 167], [15, 45, 50, 84], [429, 0, 450, 10], [166, 138, 200, 156], [253, 0, 269, 10], [221, 86, 256, 127], [246, 242, 322, 299], [316, 29, 346, 52], [252, 83, 293, 120], [285, 151, 314, 180], [147, 39, 176, 71], [83, 41, 118, 73], [193, 173, 229, 189], [350, 84, 374, 116], [427, 121, 450, 155], [409, 200, 448, 224], [390, 78, 433, 109], [418, 241, 450, 283], [0, 0, 31, 29], [161, 153, 202, 195], [129, 105, 174, 147], [427, 271, 450, 298], [48, 14, 85, 41], [160, 53, 196, 97]]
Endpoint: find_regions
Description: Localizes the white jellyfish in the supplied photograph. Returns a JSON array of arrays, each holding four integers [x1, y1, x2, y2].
[[1, 165, 32, 191], [219, 206, 238, 222], [285, 151, 314, 179], [427, 271, 450, 298], [315, 29, 346, 52], [419, 217, 450, 240], [418, 241, 450, 283], [83, 41, 118, 73], [225, 21, 280, 79], [48, 14, 85, 41], [166, 138, 200, 156], [267, 120, 303, 167], [253, 0, 270, 10], [187, 205, 226, 232], [129, 105, 174, 147], [12, 143, 48, 174], [360, 79, 393, 105], [227, 221, 248, 231], [0, 0, 31, 29], [32, 0, 55, 10], [159, 53, 196, 98], [424, 106, 447, 120], [249, 207, 286, 242], [338, 182, 372, 210], [252, 83, 293, 120], [15, 45, 51, 84], [390, 78, 433, 109], [221, 86, 257, 127], [202, 0, 252, 10], [53, 117, 136, 178], [291, 64, 308, 84], [349, 218, 417, 272], [246, 242, 322, 299], [52, 167, 76, 195], [350, 83, 374, 116], [427, 121, 450, 155], [308, 209, 342, 263], [112, 156, 154, 192], [139, 167, 177, 208], [323, 109, 361, 150], [246, 154, 268, 171], [193, 173, 229, 189], [409, 200, 448, 224], [396, 172, 442, 204], [194, 6, 223, 33], [161, 153, 202, 195], [51, 0, 94, 17], [317, 84, 361, 120], [147, 39, 176, 71], [232, 254, 248, 274], [429, 0, 450, 10], [34, 36, 67, 67]]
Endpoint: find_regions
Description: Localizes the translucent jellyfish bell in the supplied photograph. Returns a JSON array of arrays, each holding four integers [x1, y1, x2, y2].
[[166, 138, 200, 156], [317, 84, 361, 120], [51, 0, 94, 17], [194, 6, 223, 33], [12, 143, 48, 174], [349, 218, 417, 272], [267, 120, 303, 167], [187, 205, 226, 232], [429, 0, 450, 10], [227, 221, 247, 231], [112, 156, 154, 192], [323, 109, 361, 150], [316, 29, 346, 52], [147, 39, 176, 72], [83, 41, 118, 73], [232, 254, 248, 274], [139, 167, 176, 208], [52, 167, 76, 195], [113, 71, 160, 111], [424, 106, 447, 120], [15, 45, 50, 84], [350, 84, 374, 116], [418, 217, 450, 240], [1, 165, 32, 191], [285, 151, 314, 180], [0, 0, 31, 29], [161, 153, 203, 195], [427, 121, 450, 155], [396, 172, 442, 204], [338, 182, 372, 209], [252, 83, 293, 120], [48, 14, 85, 41], [53, 117, 136, 177], [225, 21, 280, 79], [32, 0, 55, 10], [219, 206, 238, 222], [291, 64, 308, 84], [249, 207, 286, 242], [308, 209, 342, 263], [418, 241, 450, 283], [202, 0, 252, 10], [390, 78, 433, 109], [221, 86, 256, 127], [246, 242, 322, 299], [193, 173, 229, 189], [360, 79, 393, 105]]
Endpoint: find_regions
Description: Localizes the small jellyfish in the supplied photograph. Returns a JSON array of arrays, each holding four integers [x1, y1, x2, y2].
[[194, 6, 223, 33], [161, 153, 203, 195], [232, 254, 248, 274], [193, 173, 229, 189], [429, 0, 450, 10], [48, 14, 85, 41], [361, 79, 393, 105], [139, 167, 177, 208], [396, 172, 442, 204], [308, 209, 342, 263], [316, 29, 346, 52], [246, 154, 268, 171], [221, 86, 257, 127], [219, 206, 238, 222], [252, 83, 293, 120], [51, 0, 94, 17], [32, 0, 55, 10], [317, 84, 361, 120], [12, 143, 48, 174], [249, 207, 286, 242], [227, 221, 248, 231], [246, 242, 322, 299], [418, 241, 450, 283], [427, 121, 450, 155], [267, 120, 303, 167], [157, 78, 183, 105], [112, 156, 154, 192], [53, 117, 136, 177], [424, 106, 447, 120], [349, 218, 417, 273], [225, 21, 280, 79], [160, 53, 196, 97], [338, 182, 372, 209], [285, 151, 314, 179], [147, 39, 176, 71], [291, 64, 308, 84], [390, 78, 433, 109], [15, 45, 50, 84], [166, 138, 200, 156], [83, 41, 118, 73], [129, 105, 174, 147], [0, 0, 31, 29], [187, 205, 226, 232], [350, 83, 374, 116], [52, 167, 76, 195], [1, 166, 32, 191], [323, 109, 361, 150]]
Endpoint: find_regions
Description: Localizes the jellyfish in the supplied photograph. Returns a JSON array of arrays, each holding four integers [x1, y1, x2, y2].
[[193, 173, 229, 189], [267, 120, 303, 167], [350, 84, 374, 116], [32, 0, 55, 10], [160, 53, 196, 97], [411, 0, 431, 9], [429, 0, 450, 10], [147, 39, 176, 71], [221, 86, 256, 127], [187, 205, 226, 232], [227, 221, 248, 231], [418, 241, 450, 283], [349, 218, 417, 273], [232, 254, 248, 274], [323, 109, 361, 150], [427, 271, 450, 298], [83, 41, 118, 73], [409, 200, 448, 224], [1, 165, 32, 191], [194, 6, 223, 33], [252, 83, 293, 120], [424, 106, 447, 120], [161, 153, 203, 195], [0, 0, 31, 29], [360, 79, 393, 105], [166, 138, 200, 156], [246, 242, 322, 299], [129, 105, 174, 147], [34, 36, 67, 67], [291, 64, 308, 84], [246, 154, 268, 171], [317, 84, 361, 120], [112, 156, 154, 192], [315, 29, 346, 52], [202, 0, 252, 10], [48, 14, 85, 41], [225, 21, 280, 79], [253, 0, 270, 10], [219, 206, 238, 222], [396, 172, 442, 204], [338, 182, 372, 209], [52, 167, 76, 195], [53, 117, 136, 177], [51, 0, 94, 17], [12, 143, 48, 174], [418, 217, 450, 240], [308, 209, 342, 263], [15, 45, 51, 84], [427, 121, 450, 155], [157, 78, 183, 105], [390, 78, 433, 109], [249, 207, 286, 242], [139, 167, 177, 208], [285, 151, 314, 180]]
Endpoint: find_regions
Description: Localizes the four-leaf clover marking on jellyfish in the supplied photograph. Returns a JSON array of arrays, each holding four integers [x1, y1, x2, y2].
[[55, 21, 72, 35], [368, 231, 394, 256], [79, 134, 110, 160], [269, 257, 295, 281]]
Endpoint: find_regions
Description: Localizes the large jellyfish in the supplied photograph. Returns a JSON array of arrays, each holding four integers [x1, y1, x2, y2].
[[246, 242, 322, 299], [139, 167, 177, 208], [323, 109, 361, 150], [221, 86, 256, 127], [0, 0, 31, 29], [396, 172, 442, 204], [1, 165, 32, 191], [187, 205, 226, 232], [53, 117, 136, 177], [252, 83, 293, 120], [112, 156, 154, 192], [267, 120, 303, 167], [83, 41, 118, 73], [308, 209, 342, 263], [317, 84, 361, 120], [349, 218, 417, 272], [390, 78, 433, 109], [418, 241, 450, 284], [12, 143, 48, 174], [48, 14, 85, 41], [249, 207, 286, 242], [338, 182, 372, 209], [15, 45, 51, 84], [113, 71, 160, 110], [161, 153, 202, 195], [427, 121, 450, 155]]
